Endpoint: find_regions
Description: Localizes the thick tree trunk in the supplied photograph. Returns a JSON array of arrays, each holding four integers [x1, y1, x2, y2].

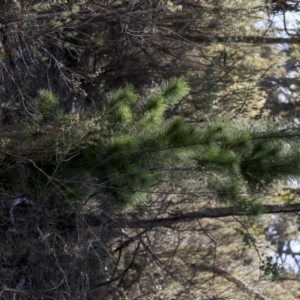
[[85, 203, 300, 229]]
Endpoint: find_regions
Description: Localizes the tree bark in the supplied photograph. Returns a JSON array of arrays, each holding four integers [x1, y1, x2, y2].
[[168, 34, 300, 45], [85, 203, 300, 229]]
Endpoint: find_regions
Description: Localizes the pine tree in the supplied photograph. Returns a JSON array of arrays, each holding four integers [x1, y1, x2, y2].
[[2, 78, 300, 215]]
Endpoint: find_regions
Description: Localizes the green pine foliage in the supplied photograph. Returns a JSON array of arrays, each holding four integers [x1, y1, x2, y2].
[[1, 79, 300, 213], [37, 89, 58, 115]]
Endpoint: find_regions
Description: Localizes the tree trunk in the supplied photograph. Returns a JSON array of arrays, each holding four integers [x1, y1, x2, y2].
[[85, 203, 300, 229], [166, 34, 300, 45]]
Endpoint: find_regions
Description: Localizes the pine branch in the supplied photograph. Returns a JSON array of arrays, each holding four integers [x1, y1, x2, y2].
[[191, 263, 267, 300]]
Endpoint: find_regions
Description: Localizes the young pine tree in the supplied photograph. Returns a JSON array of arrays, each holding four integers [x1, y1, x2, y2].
[[1, 78, 300, 213]]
